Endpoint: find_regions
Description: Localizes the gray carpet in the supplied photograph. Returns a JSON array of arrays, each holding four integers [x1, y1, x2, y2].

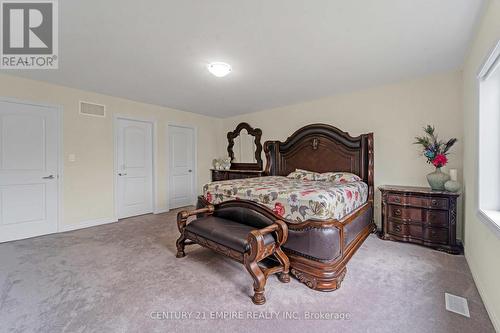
[[0, 209, 495, 333]]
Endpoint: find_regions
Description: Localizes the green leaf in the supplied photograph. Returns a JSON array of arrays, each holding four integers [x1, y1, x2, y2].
[[424, 125, 435, 136]]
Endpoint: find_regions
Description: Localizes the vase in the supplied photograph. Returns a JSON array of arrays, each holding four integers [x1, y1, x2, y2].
[[426, 167, 450, 191], [444, 180, 461, 193]]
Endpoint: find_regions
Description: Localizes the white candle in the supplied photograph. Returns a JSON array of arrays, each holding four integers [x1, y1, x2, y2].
[[449, 169, 458, 182]]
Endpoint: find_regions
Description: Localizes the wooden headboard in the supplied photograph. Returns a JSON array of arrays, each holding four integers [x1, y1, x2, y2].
[[264, 123, 374, 201]]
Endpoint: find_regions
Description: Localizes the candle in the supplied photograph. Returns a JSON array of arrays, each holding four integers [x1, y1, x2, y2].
[[449, 169, 458, 182]]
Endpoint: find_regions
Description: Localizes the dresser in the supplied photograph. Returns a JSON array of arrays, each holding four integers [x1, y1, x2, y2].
[[379, 185, 462, 254], [211, 169, 263, 181]]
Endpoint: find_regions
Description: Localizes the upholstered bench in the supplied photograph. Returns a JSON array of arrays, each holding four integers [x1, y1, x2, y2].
[[175, 204, 290, 305]]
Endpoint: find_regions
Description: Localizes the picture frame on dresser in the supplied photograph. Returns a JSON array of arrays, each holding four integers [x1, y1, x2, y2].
[[379, 185, 463, 254]]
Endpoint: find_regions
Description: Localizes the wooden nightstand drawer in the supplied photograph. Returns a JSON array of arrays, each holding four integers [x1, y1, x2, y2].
[[387, 220, 407, 236], [387, 194, 448, 210], [424, 227, 448, 244], [425, 210, 448, 226], [388, 219, 424, 239], [388, 205, 422, 221], [408, 224, 423, 239], [387, 205, 449, 226]]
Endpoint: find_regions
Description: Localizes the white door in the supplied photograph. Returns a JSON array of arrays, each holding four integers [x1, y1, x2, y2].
[[116, 118, 153, 219], [0, 100, 60, 243], [169, 125, 195, 209]]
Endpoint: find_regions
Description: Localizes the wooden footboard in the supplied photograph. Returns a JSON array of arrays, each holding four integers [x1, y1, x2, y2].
[[286, 203, 375, 291]]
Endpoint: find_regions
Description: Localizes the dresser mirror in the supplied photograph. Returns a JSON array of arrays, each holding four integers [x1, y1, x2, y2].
[[227, 122, 263, 170]]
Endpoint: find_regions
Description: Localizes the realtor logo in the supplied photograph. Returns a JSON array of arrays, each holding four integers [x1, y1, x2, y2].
[[1, 0, 58, 69]]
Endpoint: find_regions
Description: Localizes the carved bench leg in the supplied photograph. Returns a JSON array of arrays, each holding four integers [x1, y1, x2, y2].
[[176, 211, 190, 258], [274, 248, 290, 283], [244, 261, 267, 305], [176, 235, 186, 258]]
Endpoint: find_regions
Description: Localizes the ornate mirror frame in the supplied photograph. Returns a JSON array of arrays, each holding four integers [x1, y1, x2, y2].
[[227, 122, 263, 170]]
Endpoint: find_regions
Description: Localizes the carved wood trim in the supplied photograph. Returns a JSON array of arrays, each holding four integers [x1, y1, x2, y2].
[[263, 124, 373, 192], [227, 122, 263, 171]]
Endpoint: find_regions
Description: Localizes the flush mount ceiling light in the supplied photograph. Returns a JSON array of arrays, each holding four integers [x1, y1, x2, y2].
[[207, 62, 232, 77]]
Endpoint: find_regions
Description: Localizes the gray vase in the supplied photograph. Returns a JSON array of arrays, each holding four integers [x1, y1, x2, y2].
[[426, 167, 450, 191], [444, 180, 461, 193]]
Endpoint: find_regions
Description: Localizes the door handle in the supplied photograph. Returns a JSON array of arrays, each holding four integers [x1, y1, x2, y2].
[[118, 173, 127, 176], [188, 170, 192, 173], [42, 175, 55, 179]]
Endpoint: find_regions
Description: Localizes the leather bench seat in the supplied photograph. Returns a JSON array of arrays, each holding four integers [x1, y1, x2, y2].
[[185, 216, 276, 253]]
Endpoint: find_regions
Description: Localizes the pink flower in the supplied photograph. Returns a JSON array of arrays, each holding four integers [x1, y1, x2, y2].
[[432, 154, 448, 168], [346, 190, 353, 200], [206, 192, 212, 202], [273, 202, 285, 217]]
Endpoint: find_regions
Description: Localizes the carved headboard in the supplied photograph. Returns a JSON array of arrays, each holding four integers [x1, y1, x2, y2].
[[264, 124, 374, 201]]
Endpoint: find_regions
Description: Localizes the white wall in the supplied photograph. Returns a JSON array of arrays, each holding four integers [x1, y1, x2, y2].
[[220, 71, 464, 231], [462, 0, 500, 330], [0, 74, 219, 228]]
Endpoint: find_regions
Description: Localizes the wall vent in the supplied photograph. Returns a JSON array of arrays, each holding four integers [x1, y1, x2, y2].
[[79, 101, 106, 117]]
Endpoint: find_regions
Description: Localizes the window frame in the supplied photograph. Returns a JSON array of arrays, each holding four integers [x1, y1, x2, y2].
[[476, 39, 500, 238]]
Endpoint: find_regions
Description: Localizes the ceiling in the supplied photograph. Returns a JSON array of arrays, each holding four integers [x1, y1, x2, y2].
[[4, 0, 485, 118]]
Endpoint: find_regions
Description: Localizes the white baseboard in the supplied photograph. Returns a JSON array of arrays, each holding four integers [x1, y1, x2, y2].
[[154, 207, 169, 214], [59, 217, 118, 233], [465, 249, 500, 332]]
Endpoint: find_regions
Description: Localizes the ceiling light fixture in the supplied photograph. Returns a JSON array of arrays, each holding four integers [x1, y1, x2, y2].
[[207, 62, 232, 77]]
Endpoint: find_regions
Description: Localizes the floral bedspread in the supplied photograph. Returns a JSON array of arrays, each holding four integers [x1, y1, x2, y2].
[[202, 176, 368, 223]]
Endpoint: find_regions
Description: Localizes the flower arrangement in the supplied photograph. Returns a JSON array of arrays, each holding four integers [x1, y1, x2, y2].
[[212, 157, 231, 170], [414, 125, 457, 168]]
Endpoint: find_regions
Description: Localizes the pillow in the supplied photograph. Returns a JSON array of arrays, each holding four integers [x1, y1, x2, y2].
[[287, 169, 322, 181], [320, 172, 362, 183]]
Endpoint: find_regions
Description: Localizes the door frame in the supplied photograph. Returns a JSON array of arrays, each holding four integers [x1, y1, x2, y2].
[[0, 97, 64, 234], [113, 114, 157, 219], [166, 122, 198, 211]]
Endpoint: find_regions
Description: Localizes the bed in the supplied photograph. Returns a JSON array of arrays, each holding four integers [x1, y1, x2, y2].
[[197, 123, 375, 291]]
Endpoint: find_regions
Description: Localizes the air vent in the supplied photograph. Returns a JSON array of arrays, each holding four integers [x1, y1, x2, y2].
[[79, 101, 106, 117], [445, 293, 470, 317]]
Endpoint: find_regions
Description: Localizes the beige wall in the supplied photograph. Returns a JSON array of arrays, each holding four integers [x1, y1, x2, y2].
[[219, 71, 464, 232], [0, 74, 219, 227], [462, 0, 500, 330], [2, 11, 498, 326]]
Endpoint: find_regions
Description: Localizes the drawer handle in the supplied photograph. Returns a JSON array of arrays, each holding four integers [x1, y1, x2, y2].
[[393, 225, 401, 232], [431, 200, 438, 206], [393, 197, 401, 203], [393, 208, 402, 217]]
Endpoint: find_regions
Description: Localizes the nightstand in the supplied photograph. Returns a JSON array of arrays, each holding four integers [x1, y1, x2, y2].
[[379, 185, 463, 254]]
